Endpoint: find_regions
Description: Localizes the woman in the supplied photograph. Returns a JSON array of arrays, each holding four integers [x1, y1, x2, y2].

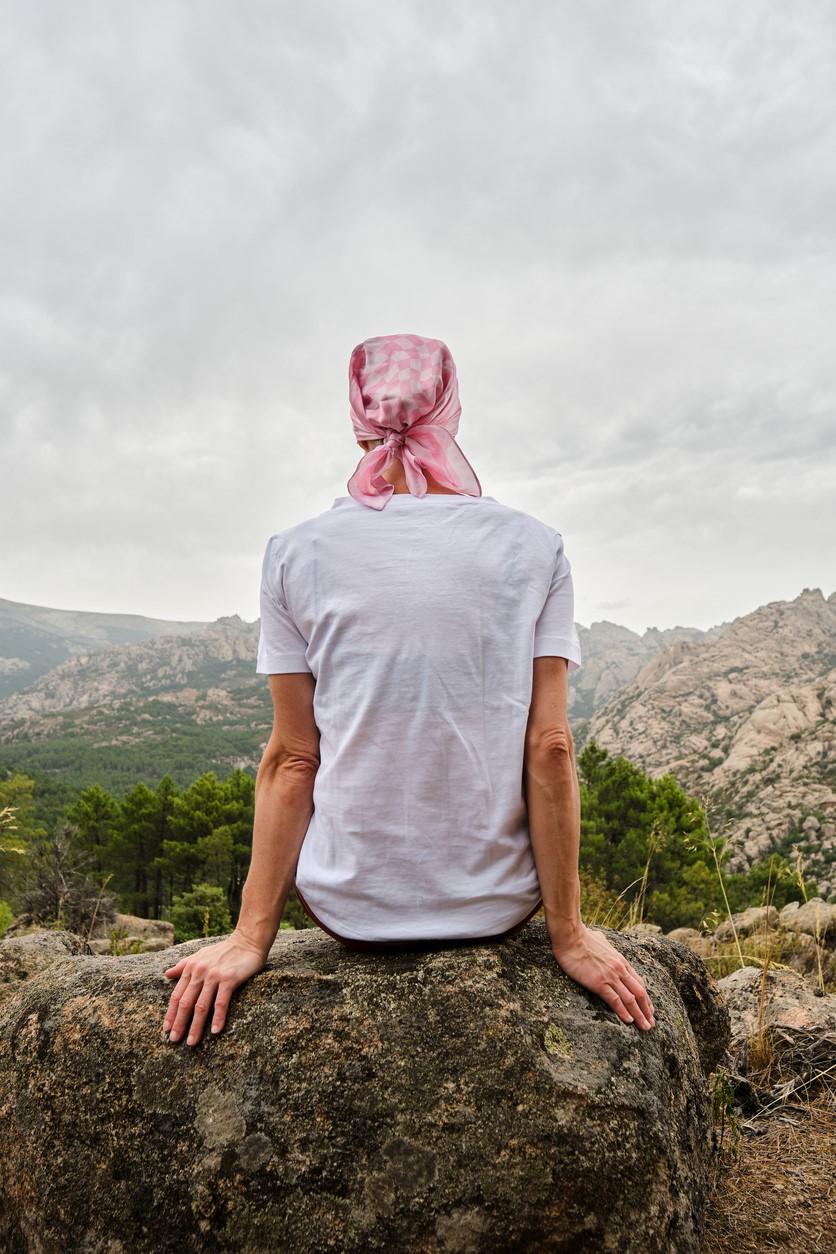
[[163, 333, 656, 1044]]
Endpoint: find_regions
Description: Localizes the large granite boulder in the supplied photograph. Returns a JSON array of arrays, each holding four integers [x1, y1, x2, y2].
[[0, 919, 729, 1253]]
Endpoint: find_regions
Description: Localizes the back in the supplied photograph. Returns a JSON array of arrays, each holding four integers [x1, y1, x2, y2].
[[256, 492, 583, 942]]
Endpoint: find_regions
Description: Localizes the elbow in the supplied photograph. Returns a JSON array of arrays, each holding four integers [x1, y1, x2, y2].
[[525, 726, 575, 765], [260, 746, 320, 785]]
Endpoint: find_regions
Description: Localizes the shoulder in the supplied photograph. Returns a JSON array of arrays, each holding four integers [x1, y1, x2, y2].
[[260, 506, 341, 589], [262, 504, 335, 554], [484, 498, 565, 559]]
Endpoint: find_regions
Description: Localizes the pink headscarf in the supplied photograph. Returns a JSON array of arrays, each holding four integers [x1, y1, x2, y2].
[[347, 333, 482, 510]]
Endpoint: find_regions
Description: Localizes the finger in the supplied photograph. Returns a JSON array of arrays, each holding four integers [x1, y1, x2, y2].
[[614, 982, 653, 1031], [167, 974, 204, 1042], [614, 958, 650, 1000], [163, 967, 192, 1033], [163, 957, 188, 978], [616, 961, 656, 1019], [620, 967, 656, 1024], [210, 984, 233, 1036], [599, 983, 635, 1027], [184, 976, 220, 1046]]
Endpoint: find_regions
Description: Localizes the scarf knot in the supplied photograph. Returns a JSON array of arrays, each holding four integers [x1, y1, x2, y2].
[[347, 333, 482, 511]]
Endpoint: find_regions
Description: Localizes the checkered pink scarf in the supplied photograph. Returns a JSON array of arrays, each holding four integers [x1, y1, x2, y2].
[[347, 333, 482, 509]]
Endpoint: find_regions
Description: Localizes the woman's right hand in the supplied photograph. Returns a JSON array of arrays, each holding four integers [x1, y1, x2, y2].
[[550, 923, 657, 1030], [162, 931, 270, 1045]]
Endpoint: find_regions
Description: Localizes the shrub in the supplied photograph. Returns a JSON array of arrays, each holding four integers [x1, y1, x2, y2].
[[170, 882, 232, 943]]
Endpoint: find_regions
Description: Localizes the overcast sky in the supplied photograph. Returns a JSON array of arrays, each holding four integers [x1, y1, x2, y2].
[[2, 1, 834, 636]]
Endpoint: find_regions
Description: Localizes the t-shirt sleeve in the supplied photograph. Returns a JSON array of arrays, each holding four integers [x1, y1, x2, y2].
[[255, 535, 313, 675], [533, 532, 583, 672]]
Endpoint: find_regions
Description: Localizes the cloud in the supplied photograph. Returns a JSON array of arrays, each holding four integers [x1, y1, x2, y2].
[[1, 0, 833, 631]]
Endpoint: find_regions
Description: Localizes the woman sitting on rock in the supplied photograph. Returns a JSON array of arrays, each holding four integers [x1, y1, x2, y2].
[[162, 333, 656, 1045]]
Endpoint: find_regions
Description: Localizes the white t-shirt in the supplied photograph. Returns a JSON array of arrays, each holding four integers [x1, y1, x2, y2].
[[256, 492, 582, 942]]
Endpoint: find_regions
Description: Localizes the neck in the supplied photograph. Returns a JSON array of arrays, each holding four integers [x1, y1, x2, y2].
[[377, 455, 460, 495]]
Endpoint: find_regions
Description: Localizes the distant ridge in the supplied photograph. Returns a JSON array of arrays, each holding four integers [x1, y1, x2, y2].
[[0, 595, 212, 700]]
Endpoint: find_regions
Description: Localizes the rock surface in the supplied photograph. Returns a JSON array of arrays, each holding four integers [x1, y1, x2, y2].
[[0, 928, 91, 1011], [0, 919, 729, 1253], [5, 912, 175, 956], [714, 905, 779, 942], [716, 965, 836, 1092], [717, 965, 836, 1041], [86, 910, 176, 953], [779, 897, 836, 939]]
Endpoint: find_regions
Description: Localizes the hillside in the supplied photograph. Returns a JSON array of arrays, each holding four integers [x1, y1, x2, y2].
[[571, 618, 725, 720], [0, 615, 273, 817], [585, 588, 836, 894], [0, 596, 207, 701]]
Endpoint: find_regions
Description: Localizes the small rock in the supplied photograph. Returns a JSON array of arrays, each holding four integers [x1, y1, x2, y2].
[[715, 905, 779, 942], [666, 928, 702, 943], [779, 898, 836, 942], [717, 964, 836, 1041]]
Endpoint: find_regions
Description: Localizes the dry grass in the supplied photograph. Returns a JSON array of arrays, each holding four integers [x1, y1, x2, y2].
[[695, 805, 836, 1249], [578, 804, 836, 1248], [700, 930, 832, 981], [703, 1088, 836, 1253]]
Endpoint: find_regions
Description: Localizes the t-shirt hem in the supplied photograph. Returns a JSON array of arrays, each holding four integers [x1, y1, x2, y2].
[[256, 651, 313, 674], [293, 879, 543, 946], [532, 635, 582, 671]]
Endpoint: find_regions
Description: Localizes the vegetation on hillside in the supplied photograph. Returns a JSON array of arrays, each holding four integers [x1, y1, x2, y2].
[[0, 739, 816, 943]]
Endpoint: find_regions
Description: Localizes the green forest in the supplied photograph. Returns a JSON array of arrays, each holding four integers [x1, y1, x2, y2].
[[0, 739, 813, 945]]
